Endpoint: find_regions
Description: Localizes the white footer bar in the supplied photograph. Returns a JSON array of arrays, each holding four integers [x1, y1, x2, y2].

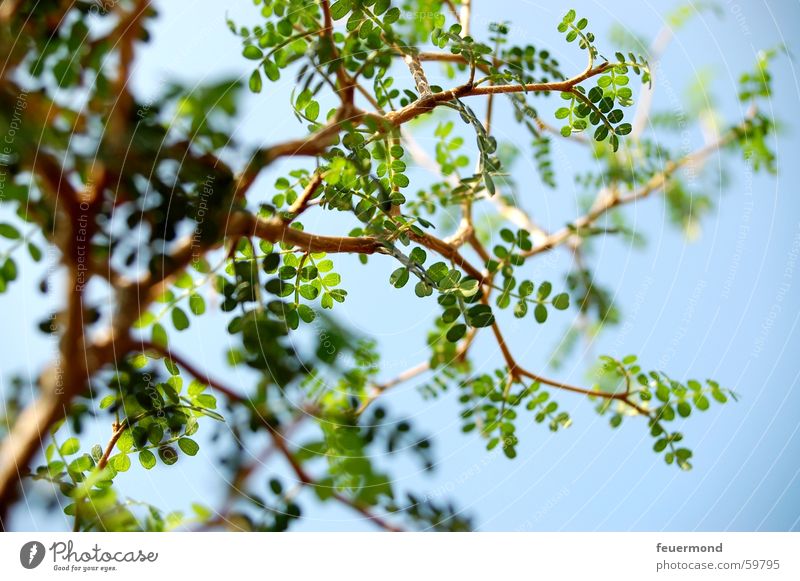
[[1, 532, 798, 580]]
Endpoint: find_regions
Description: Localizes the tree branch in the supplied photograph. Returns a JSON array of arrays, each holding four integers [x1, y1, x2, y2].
[[96, 423, 126, 471], [522, 123, 745, 258], [383, 63, 611, 127], [287, 171, 324, 217], [319, 0, 353, 104], [403, 52, 432, 97], [231, 211, 385, 255]]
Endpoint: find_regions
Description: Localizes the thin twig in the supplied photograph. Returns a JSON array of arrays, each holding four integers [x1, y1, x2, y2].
[[319, 0, 354, 104], [522, 123, 746, 257], [287, 171, 324, 217], [96, 422, 127, 470]]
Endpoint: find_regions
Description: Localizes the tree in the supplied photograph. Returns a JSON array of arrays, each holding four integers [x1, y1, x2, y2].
[[0, 1, 779, 531]]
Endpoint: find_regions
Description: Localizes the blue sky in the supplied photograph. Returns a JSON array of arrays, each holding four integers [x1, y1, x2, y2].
[[3, 0, 800, 531]]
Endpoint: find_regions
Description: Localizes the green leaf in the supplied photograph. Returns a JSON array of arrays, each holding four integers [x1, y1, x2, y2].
[[298, 284, 319, 300], [459, 278, 480, 297], [409, 247, 427, 265], [711, 389, 728, 403], [499, 229, 515, 243], [0, 223, 21, 239], [374, 0, 391, 15], [148, 424, 164, 446], [552, 293, 570, 310], [264, 60, 280, 82], [656, 383, 670, 402], [99, 395, 116, 409], [534, 304, 548, 323], [466, 304, 495, 328], [131, 353, 148, 369], [2, 257, 16, 282], [323, 273, 341, 286], [188, 380, 206, 397], [441, 307, 460, 324], [616, 123, 632, 135], [138, 450, 156, 470], [27, 242, 42, 262], [133, 311, 155, 329], [68, 455, 93, 474], [178, 438, 200, 456], [588, 86, 603, 103], [537, 281, 552, 300], [249, 69, 262, 93], [296, 89, 312, 110], [392, 173, 410, 188], [305, 101, 320, 121], [390, 267, 409, 288], [159, 446, 179, 466], [171, 307, 190, 331], [116, 430, 134, 453], [243, 45, 263, 60], [329, 289, 347, 305], [175, 273, 193, 289], [60, 438, 80, 456], [269, 478, 283, 495], [330, 0, 351, 20], [196, 393, 217, 409], [189, 293, 206, 315], [111, 454, 131, 472], [415, 281, 433, 297], [151, 322, 168, 347], [446, 324, 467, 342], [384, 7, 401, 24], [484, 173, 496, 195], [694, 394, 710, 411], [427, 262, 449, 282], [675, 448, 693, 470]]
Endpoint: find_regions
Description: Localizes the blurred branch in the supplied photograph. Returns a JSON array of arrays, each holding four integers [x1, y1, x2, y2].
[[522, 118, 752, 258]]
